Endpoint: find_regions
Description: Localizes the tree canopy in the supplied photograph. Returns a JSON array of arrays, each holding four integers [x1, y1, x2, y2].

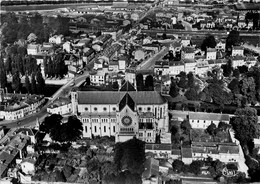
[[201, 34, 216, 52], [114, 137, 145, 175]]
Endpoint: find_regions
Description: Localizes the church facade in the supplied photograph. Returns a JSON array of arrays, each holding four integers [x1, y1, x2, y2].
[[70, 83, 169, 143]]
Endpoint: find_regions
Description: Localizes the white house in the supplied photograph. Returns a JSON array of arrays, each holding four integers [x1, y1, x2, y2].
[[181, 36, 191, 47], [196, 60, 209, 76], [49, 35, 64, 44], [231, 55, 245, 68], [169, 61, 184, 76], [188, 112, 230, 129], [206, 48, 217, 60], [216, 40, 226, 52], [181, 47, 195, 59], [20, 159, 36, 175], [183, 59, 196, 73], [145, 144, 172, 159], [232, 46, 244, 56], [27, 44, 41, 55], [90, 70, 107, 86], [63, 41, 72, 53], [47, 97, 72, 115]]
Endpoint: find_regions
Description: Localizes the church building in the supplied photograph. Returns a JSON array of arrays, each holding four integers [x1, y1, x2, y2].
[[70, 81, 169, 143]]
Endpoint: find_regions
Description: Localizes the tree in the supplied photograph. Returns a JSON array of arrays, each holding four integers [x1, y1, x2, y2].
[[85, 77, 91, 85], [36, 70, 45, 94], [112, 81, 119, 90], [31, 73, 37, 94], [169, 82, 179, 98], [201, 34, 216, 52], [206, 123, 217, 136], [228, 78, 240, 95], [114, 137, 145, 175], [171, 125, 180, 143], [218, 121, 231, 131], [185, 88, 198, 101], [25, 75, 31, 94], [190, 160, 203, 175], [136, 73, 144, 91], [231, 107, 259, 147], [177, 72, 187, 89], [145, 75, 154, 91], [180, 120, 191, 135], [61, 116, 83, 142], [240, 77, 256, 105], [12, 71, 21, 93], [172, 160, 185, 173], [0, 58, 7, 88], [226, 30, 240, 53], [187, 72, 195, 87]]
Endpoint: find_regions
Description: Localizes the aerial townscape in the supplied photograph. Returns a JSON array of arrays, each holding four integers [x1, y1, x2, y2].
[[0, 0, 260, 183]]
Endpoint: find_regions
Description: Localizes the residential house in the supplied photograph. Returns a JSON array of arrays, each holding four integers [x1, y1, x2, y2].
[[181, 36, 191, 47], [0, 94, 45, 120], [108, 60, 119, 72], [196, 59, 209, 76], [245, 56, 257, 68], [145, 144, 172, 159], [216, 40, 226, 52], [169, 61, 184, 76], [94, 59, 104, 70], [230, 55, 245, 68], [118, 56, 127, 72], [208, 59, 227, 69], [206, 21, 215, 29], [20, 159, 36, 175], [238, 20, 247, 28], [206, 48, 217, 60], [188, 111, 230, 129], [89, 70, 107, 86], [200, 20, 207, 29], [183, 59, 196, 73], [27, 44, 41, 55], [232, 46, 244, 56], [181, 147, 193, 164], [15, 128, 38, 144], [63, 41, 72, 53], [142, 157, 160, 184], [248, 20, 253, 28], [142, 43, 161, 53], [154, 60, 170, 76], [47, 97, 72, 115], [192, 142, 240, 163], [48, 35, 64, 44], [181, 47, 195, 59], [83, 49, 95, 64]]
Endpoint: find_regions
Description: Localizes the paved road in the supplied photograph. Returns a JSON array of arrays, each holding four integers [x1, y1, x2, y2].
[[0, 73, 89, 129], [137, 46, 169, 70]]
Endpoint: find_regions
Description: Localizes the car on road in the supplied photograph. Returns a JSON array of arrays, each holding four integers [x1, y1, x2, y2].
[[70, 82, 75, 87], [17, 121, 21, 125]]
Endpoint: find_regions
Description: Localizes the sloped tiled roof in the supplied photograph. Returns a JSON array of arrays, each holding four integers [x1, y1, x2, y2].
[[119, 81, 136, 91], [77, 91, 166, 105], [142, 157, 159, 179], [189, 112, 230, 122]]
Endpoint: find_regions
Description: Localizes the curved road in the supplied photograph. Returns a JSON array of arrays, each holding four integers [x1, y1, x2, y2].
[[0, 73, 89, 129]]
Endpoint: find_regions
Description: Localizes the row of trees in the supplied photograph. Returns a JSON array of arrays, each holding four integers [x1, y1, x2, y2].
[[136, 73, 154, 91], [43, 54, 68, 78], [1, 12, 70, 46], [0, 56, 45, 94]]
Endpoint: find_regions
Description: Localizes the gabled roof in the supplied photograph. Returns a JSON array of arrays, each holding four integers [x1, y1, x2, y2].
[[145, 144, 172, 151], [77, 91, 166, 105], [189, 112, 230, 121], [119, 81, 136, 91], [119, 93, 135, 111], [142, 157, 159, 179]]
